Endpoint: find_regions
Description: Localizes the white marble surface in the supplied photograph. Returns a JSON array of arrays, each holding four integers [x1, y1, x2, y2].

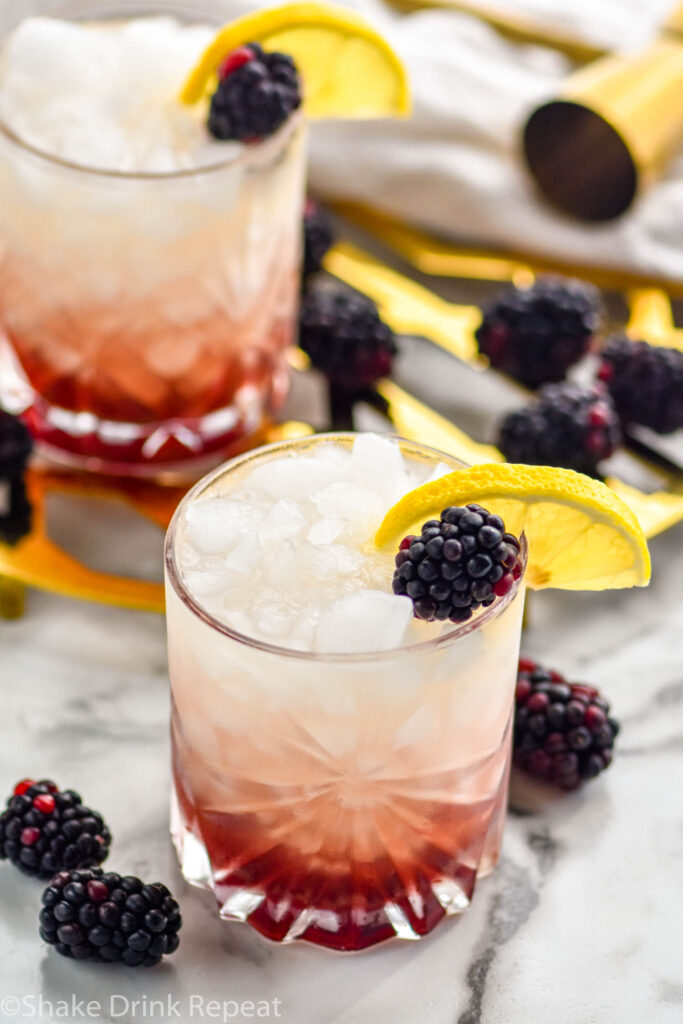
[[1, 488, 682, 1024], [1, 331, 683, 1023]]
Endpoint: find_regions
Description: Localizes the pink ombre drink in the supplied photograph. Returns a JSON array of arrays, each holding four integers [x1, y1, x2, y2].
[[165, 433, 527, 950], [0, 9, 305, 474]]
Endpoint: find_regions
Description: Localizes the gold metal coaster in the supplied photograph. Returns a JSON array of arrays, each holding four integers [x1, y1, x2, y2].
[[2, 225, 682, 620]]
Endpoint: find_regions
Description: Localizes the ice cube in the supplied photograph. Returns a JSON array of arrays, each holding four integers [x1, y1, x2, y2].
[[300, 542, 363, 582], [313, 483, 384, 534], [267, 541, 298, 586], [247, 455, 342, 500], [314, 591, 414, 653], [307, 518, 344, 545], [289, 606, 321, 651], [182, 569, 232, 598], [225, 531, 261, 574], [350, 433, 410, 502], [258, 499, 307, 543], [184, 498, 264, 555], [424, 461, 454, 484], [3, 18, 111, 92], [253, 604, 295, 641]]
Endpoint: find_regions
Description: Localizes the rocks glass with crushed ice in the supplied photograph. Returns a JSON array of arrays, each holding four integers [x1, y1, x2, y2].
[[0, 3, 306, 474], [165, 433, 527, 950]]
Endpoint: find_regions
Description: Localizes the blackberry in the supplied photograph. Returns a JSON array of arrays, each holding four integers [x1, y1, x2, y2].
[[514, 658, 619, 790], [0, 476, 32, 546], [0, 410, 32, 477], [0, 779, 110, 879], [598, 334, 683, 435], [299, 286, 397, 391], [392, 505, 523, 623], [39, 868, 181, 966], [498, 382, 621, 477], [476, 276, 603, 387], [208, 42, 301, 142], [303, 198, 334, 279]]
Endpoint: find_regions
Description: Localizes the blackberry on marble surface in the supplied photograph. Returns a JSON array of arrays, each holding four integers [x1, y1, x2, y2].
[[39, 868, 181, 966], [0, 410, 32, 478], [303, 198, 334, 279], [498, 382, 621, 477], [0, 780, 110, 878], [299, 286, 397, 391], [598, 333, 683, 435], [476, 276, 603, 387], [514, 658, 619, 790]]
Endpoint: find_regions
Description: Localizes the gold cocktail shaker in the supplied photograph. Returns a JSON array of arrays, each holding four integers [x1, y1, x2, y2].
[[522, 18, 683, 221]]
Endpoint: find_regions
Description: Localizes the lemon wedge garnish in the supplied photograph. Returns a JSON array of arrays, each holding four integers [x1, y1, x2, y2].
[[375, 464, 651, 591], [179, 2, 410, 118]]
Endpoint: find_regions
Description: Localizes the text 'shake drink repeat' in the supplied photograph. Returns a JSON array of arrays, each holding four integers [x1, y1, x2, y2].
[[165, 433, 527, 951]]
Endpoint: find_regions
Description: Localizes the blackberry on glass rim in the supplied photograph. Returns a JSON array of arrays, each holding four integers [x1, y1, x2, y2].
[[208, 42, 302, 142]]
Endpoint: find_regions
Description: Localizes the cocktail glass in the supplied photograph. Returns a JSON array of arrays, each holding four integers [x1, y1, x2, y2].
[[165, 434, 527, 951], [0, 2, 306, 475]]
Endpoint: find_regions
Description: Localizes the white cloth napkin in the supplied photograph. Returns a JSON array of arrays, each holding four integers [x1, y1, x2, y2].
[[305, 0, 683, 283], [6, 0, 682, 281]]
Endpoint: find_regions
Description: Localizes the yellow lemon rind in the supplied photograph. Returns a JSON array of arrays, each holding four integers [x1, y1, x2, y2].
[[179, 1, 411, 118], [374, 463, 651, 592]]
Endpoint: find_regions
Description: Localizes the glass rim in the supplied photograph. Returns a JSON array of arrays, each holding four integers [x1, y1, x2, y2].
[[0, 0, 303, 181], [164, 432, 528, 664]]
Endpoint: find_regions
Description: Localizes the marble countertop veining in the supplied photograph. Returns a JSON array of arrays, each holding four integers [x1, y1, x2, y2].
[[1, 505, 682, 1024], [1, 311, 683, 1023]]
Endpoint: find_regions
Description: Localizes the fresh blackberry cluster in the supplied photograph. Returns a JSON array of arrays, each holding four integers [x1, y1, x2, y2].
[[208, 42, 301, 142], [0, 779, 110, 879], [498, 382, 621, 477], [393, 505, 523, 623], [598, 334, 683, 435], [476, 276, 603, 387], [0, 410, 32, 476], [299, 286, 397, 391], [39, 868, 181, 966], [514, 659, 619, 790], [303, 198, 334, 279], [0, 410, 33, 546]]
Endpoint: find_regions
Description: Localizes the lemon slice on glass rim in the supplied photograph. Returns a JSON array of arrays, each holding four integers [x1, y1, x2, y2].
[[375, 464, 651, 591], [179, 1, 411, 118]]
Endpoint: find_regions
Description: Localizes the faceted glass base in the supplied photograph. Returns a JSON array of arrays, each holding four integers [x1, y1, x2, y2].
[[0, 336, 289, 477], [170, 727, 511, 952]]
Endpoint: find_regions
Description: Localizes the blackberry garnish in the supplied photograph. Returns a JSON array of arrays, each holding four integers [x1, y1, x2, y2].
[[0, 410, 32, 477], [514, 658, 619, 790], [299, 286, 397, 392], [39, 868, 181, 966], [476, 276, 603, 387], [0, 779, 110, 879], [498, 382, 621, 477], [208, 42, 301, 142], [598, 334, 683, 435], [392, 505, 523, 623], [303, 198, 334, 279]]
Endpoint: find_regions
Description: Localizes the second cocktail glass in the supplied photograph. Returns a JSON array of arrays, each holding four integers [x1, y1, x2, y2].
[[0, 2, 306, 475]]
